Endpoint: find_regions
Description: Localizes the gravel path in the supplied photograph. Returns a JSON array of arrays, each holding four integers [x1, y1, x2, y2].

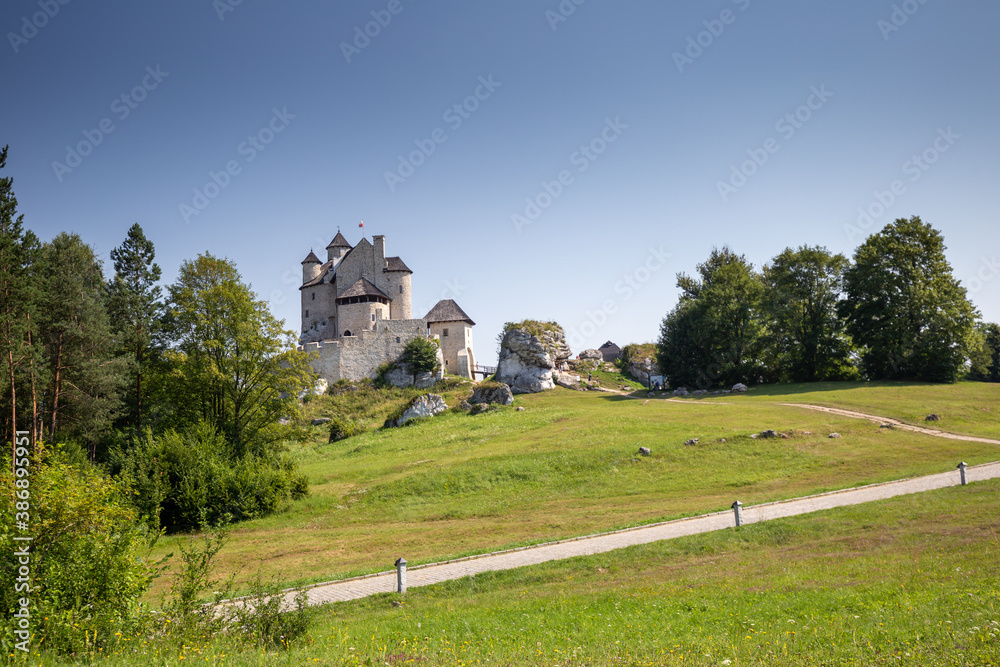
[[225, 404, 1000, 612], [780, 403, 1000, 445]]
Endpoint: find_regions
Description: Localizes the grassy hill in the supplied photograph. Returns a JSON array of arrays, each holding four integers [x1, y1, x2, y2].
[[147, 380, 1000, 602], [84, 473, 1000, 666]]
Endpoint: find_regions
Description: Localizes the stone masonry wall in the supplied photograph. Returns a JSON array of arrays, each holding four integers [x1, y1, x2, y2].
[[302, 318, 429, 382]]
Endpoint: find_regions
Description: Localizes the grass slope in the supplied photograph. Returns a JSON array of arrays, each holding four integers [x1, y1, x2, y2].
[[148, 381, 1000, 601], [77, 476, 1000, 665]]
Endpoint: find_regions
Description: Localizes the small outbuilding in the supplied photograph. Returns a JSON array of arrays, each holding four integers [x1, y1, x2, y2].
[[598, 340, 622, 363]]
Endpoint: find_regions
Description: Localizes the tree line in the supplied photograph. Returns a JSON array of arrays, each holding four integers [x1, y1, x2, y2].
[[657, 216, 999, 389], [0, 146, 315, 531]]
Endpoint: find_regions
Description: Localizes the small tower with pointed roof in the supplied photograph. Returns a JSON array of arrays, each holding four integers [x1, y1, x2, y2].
[[424, 299, 476, 378]]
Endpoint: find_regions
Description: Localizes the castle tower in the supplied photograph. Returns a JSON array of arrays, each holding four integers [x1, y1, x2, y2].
[[326, 231, 352, 264], [301, 250, 322, 284], [425, 300, 476, 378]]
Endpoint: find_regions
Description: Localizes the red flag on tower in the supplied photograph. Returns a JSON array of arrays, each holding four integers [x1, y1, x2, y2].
[[358, 220, 364, 229]]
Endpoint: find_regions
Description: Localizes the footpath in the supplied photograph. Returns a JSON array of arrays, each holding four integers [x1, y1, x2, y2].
[[226, 405, 1000, 612]]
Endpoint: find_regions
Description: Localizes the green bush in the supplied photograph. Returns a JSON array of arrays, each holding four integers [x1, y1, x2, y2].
[[0, 443, 158, 656], [328, 415, 365, 442], [401, 337, 441, 376], [110, 422, 308, 533], [227, 579, 313, 650]]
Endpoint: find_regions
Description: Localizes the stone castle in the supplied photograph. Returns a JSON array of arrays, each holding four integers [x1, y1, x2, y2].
[[299, 231, 476, 382]]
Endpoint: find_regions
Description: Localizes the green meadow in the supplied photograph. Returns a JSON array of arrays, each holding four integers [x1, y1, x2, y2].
[[145, 380, 1000, 600], [57, 466, 1000, 665]]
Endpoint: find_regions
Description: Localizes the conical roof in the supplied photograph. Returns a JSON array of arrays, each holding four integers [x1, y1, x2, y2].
[[337, 278, 391, 301], [424, 299, 475, 325], [326, 231, 352, 249], [301, 250, 321, 264]]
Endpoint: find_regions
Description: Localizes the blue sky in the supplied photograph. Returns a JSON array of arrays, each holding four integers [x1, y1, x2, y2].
[[3, 0, 998, 364]]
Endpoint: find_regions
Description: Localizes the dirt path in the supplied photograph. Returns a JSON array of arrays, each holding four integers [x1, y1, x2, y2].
[[781, 403, 1000, 445]]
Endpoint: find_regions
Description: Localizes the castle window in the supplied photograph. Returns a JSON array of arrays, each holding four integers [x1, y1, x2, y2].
[[443, 328, 449, 337], [396, 337, 400, 343], [305, 310, 309, 317], [371, 313, 376, 322], [399, 286, 403, 294], [343, 330, 352, 337], [311, 292, 315, 300]]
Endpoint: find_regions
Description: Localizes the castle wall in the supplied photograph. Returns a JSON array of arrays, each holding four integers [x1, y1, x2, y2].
[[428, 321, 475, 378], [303, 319, 429, 382]]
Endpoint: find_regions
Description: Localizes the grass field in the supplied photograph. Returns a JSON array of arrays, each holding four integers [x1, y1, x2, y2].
[[66, 474, 1000, 665], [145, 380, 1000, 601]]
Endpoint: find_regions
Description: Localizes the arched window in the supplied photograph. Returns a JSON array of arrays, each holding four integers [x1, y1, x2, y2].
[[343, 330, 352, 337]]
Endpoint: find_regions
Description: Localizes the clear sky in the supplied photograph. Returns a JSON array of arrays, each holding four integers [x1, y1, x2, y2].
[[3, 1, 998, 364]]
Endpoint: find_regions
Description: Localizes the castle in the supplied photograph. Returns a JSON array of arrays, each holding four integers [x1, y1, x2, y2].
[[299, 231, 476, 382]]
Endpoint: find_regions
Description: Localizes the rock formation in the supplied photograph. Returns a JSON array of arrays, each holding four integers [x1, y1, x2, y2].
[[385, 394, 448, 428], [496, 324, 571, 394], [626, 356, 661, 386], [470, 382, 514, 406]]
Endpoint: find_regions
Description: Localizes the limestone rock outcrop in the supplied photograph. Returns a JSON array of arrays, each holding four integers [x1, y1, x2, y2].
[[579, 349, 603, 361], [496, 329, 556, 394], [626, 357, 661, 386], [386, 394, 448, 428], [470, 382, 514, 406]]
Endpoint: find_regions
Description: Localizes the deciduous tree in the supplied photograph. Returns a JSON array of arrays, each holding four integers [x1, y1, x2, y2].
[[163, 254, 314, 456], [657, 247, 765, 388], [763, 245, 857, 382], [840, 217, 978, 382]]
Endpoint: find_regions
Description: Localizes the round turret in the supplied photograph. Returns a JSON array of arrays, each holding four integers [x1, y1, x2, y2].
[[301, 250, 322, 284]]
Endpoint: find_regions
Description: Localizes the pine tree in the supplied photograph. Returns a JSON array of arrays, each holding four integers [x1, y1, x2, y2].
[[107, 223, 162, 432], [0, 146, 42, 456], [36, 233, 127, 451]]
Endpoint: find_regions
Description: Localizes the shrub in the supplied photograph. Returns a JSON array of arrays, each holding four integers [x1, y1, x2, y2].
[[226, 579, 313, 650], [0, 443, 158, 656], [329, 415, 365, 442], [110, 422, 308, 533], [401, 337, 441, 376]]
